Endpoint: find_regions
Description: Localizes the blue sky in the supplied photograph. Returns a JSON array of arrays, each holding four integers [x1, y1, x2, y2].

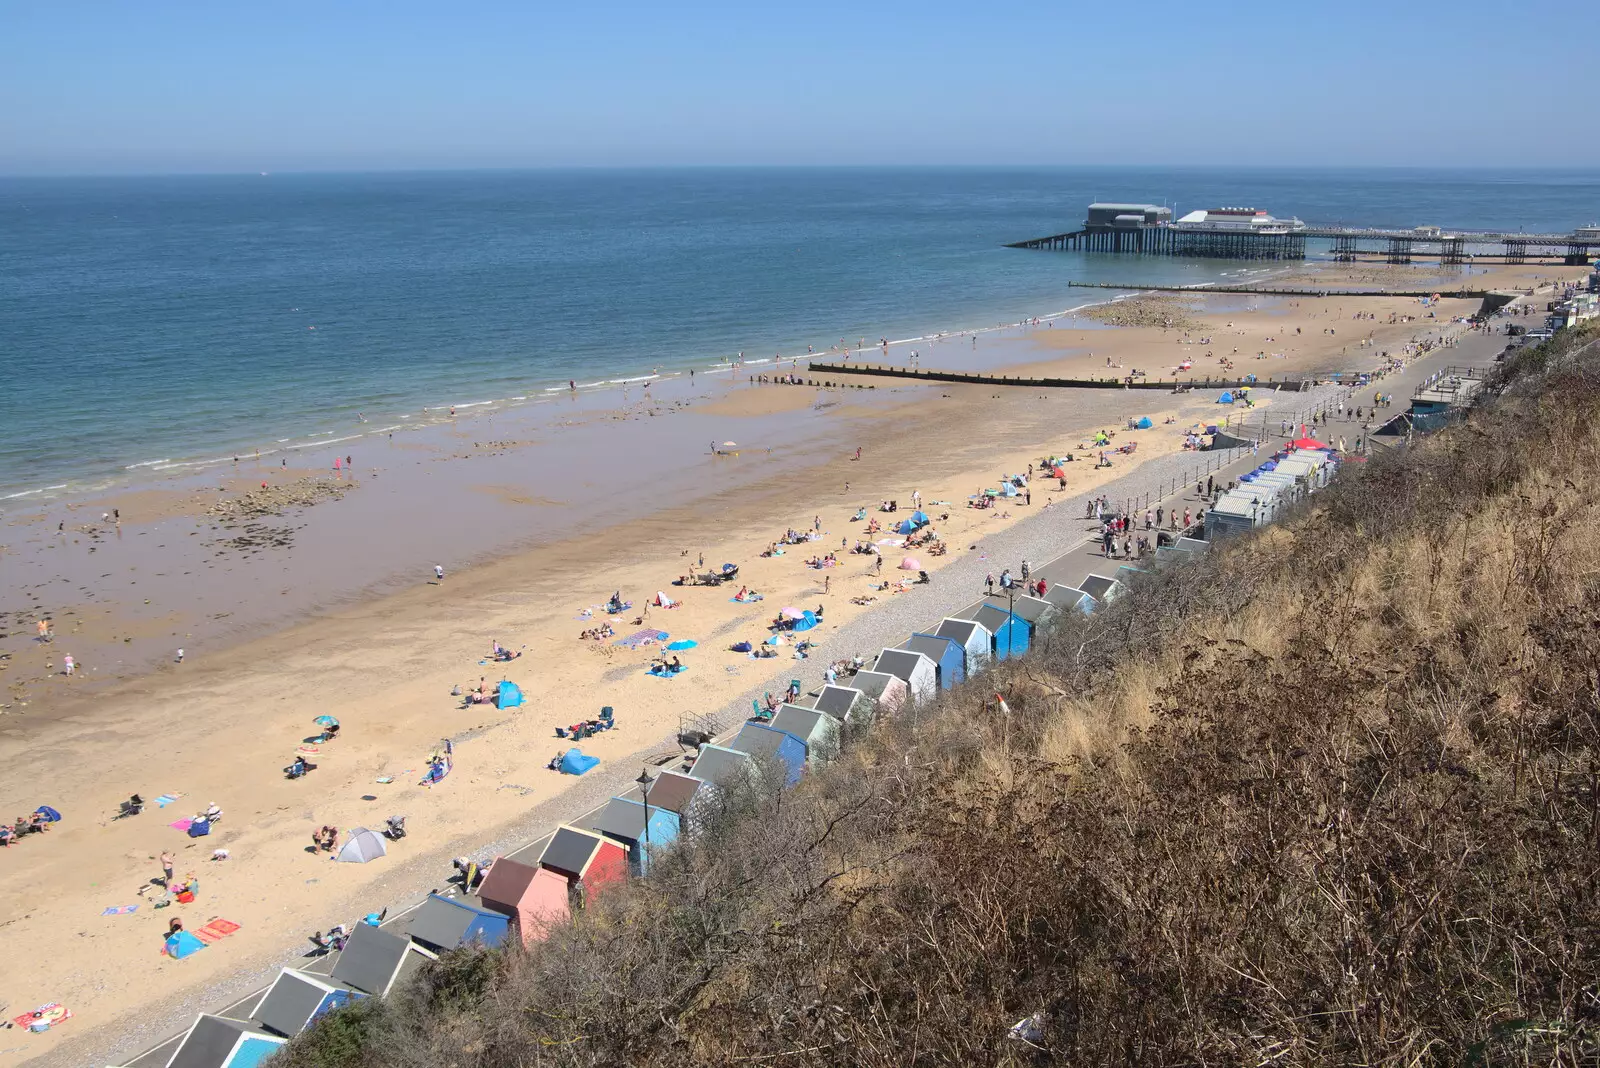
[[2, 0, 1596, 175]]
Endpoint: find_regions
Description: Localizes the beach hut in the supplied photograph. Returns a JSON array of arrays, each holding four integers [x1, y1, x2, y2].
[[645, 769, 718, 836], [812, 683, 871, 724], [973, 603, 1030, 658], [1044, 585, 1096, 614], [1077, 574, 1126, 604], [254, 969, 367, 1038], [404, 893, 511, 952], [688, 743, 757, 789], [872, 648, 938, 702], [1206, 494, 1261, 538], [902, 633, 966, 690], [538, 825, 630, 903], [1008, 595, 1055, 629], [165, 1014, 287, 1068], [1177, 535, 1210, 553], [334, 827, 388, 864], [848, 669, 909, 717], [771, 704, 842, 764], [330, 922, 437, 997], [586, 797, 681, 873], [934, 617, 993, 675], [729, 721, 809, 786], [477, 857, 571, 947], [1114, 565, 1148, 586]]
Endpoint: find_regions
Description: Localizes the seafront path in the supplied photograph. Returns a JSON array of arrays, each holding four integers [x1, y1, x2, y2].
[[95, 312, 1519, 1068]]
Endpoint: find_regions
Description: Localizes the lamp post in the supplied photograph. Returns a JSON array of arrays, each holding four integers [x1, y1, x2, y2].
[[635, 767, 653, 874]]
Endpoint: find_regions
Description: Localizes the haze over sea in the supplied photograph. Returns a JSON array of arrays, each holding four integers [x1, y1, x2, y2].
[[2, 166, 1595, 501]]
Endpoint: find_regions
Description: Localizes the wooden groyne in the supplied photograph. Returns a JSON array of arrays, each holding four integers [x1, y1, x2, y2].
[[802, 362, 1314, 392], [1066, 281, 1490, 298]]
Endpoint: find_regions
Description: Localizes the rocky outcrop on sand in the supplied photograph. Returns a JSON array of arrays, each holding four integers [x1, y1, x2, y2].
[[1079, 295, 1208, 332], [204, 476, 357, 522]]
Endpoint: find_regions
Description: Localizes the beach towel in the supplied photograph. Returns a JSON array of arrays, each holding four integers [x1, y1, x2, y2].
[[614, 629, 669, 650], [168, 818, 194, 833], [101, 905, 138, 916], [646, 665, 689, 678], [11, 1005, 72, 1030], [194, 919, 241, 944], [153, 793, 182, 808]]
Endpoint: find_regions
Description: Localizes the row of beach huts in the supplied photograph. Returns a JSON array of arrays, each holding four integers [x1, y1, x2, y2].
[[144, 446, 1338, 1068]]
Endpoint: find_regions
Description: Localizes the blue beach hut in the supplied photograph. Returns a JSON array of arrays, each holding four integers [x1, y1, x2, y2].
[[254, 969, 368, 1037], [729, 722, 808, 787], [903, 633, 967, 690], [166, 1014, 286, 1068], [973, 603, 1030, 659], [586, 796, 682, 873], [1044, 585, 1096, 615], [404, 894, 511, 952]]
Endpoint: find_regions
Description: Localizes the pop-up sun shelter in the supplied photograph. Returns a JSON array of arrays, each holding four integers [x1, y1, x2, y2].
[[1135, 416, 1153, 429], [165, 930, 207, 960], [770, 704, 841, 764], [934, 617, 993, 675], [496, 681, 524, 709], [973, 603, 1030, 659], [165, 1014, 286, 1068], [903, 633, 967, 690], [334, 827, 388, 864], [586, 796, 681, 873], [847, 670, 909, 717], [330, 919, 437, 997], [812, 683, 871, 724], [729, 721, 809, 786], [893, 510, 930, 535], [538, 825, 630, 903], [872, 648, 938, 702], [558, 748, 600, 775], [477, 858, 571, 947], [405, 893, 510, 952], [254, 969, 366, 1038]]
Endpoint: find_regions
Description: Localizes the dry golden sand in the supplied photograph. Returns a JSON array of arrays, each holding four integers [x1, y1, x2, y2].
[[0, 264, 1585, 1066]]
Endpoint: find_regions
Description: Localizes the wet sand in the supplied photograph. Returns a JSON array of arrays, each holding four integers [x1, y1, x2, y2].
[[0, 259, 1586, 1067]]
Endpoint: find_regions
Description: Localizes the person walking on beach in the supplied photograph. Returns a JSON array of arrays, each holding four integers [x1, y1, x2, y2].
[[434, 564, 445, 582], [161, 851, 175, 887], [824, 575, 831, 595], [175, 648, 184, 664], [62, 654, 74, 676], [1144, 509, 1153, 530]]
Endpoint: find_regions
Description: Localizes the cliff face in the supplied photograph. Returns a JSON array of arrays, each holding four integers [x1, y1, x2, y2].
[[285, 325, 1600, 1068]]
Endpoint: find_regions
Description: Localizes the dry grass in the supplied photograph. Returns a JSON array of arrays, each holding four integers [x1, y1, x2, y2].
[[282, 323, 1600, 1068]]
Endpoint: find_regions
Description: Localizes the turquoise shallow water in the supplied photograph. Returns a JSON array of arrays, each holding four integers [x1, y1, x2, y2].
[[1, 166, 1594, 499]]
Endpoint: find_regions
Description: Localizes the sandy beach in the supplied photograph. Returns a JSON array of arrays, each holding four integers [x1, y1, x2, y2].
[[0, 258, 1585, 1066]]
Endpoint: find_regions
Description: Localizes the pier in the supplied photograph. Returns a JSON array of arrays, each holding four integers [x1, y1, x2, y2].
[[1008, 202, 1600, 264]]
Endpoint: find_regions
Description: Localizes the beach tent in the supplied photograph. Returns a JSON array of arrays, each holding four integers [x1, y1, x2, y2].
[[164, 930, 207, 960], [1077, 574, 1126, 604], [1044, 585, 1096, 615], [496, 681, 524, 709], [164, 1014, 286, 1068], [477, 858, 572, 947], [903, 633, 966, 690], [404, 894, 510, 952], [813, 684, 871, 724], [1008, 595, 1055, 629], [645, 769, 717, 836], [34, 805, 62, 823], [688, 743, 757, 789], [1135, 416, 1153, 429], [872, 648, 938, 702], [331, 921, 437, 997], [848, 670, 909, 717], [334, 827, 388, 864], [1217, 391, 1234, 403], [771, 704, 841, 764], [792, 609, 819, 633], [1207, 430, 1254, 451], [538, 825, 630, 904], [729, 721, 809, 786], [935, 617, 993, 675], [254, 969, 367, 1038], [586, 797, 681, 873], [559, 748, 601, 775], [973, 603, 1030, 659]]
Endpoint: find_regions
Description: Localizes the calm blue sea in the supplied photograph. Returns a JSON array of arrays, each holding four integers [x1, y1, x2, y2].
[[1, 167, 1595, 499]]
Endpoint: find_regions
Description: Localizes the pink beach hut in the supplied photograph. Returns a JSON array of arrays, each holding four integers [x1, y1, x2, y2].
[[477, 857, 572, 947]]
